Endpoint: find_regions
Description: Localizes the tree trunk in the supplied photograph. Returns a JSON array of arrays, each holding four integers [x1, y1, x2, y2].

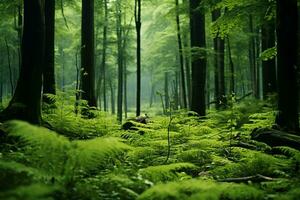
[[164, 72, 169, 113], [175, 0, 187, 109], [4, 38, 14, 96], [109, 78, 115, 114], [212, 9, 226, 109], [262, 20, 277, 99], [276, 0, 299, 131], [190, 0, 207, 116], [81, 0, 97, 107], [102, 0, 108, 111], [116, 0, 123, 122], [0, 0, 45, 124], [43, 0, 56, 104], [248, 15, 259, 98], [227, 36, 235, 94], [135, 0, 141, 117]]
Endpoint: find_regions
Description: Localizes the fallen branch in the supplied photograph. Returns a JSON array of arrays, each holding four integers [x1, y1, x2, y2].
[[218, 174, 275, 183]]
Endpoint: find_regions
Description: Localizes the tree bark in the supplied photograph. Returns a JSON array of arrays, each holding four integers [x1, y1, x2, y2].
[[0, 0, 45, 124], [135, 0, 141, 117], [227, 36, 235, 94], [248, 15, 259, 98], [276, 0, 299, 131], [116, 0, 123, 122], [81, 0, 97, 107], [175, 0, 187, 109], [102, 0, 108, 111], [43, 0, 56, 104], [164, 72, 169, 113], [212, 9, 226, 109], [190, 0, 207, 116], [4, 38, 14, 96], [262, 20, 276, 99]]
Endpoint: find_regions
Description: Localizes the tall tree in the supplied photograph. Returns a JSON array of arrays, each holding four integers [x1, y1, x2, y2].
[[135, 0, 141, 117], [102, 0, 108, 111], [261, 20, 276, 98], [0, 0, 45, 124], [275, 0, 299, 131], [81, 0, 97, 107], [43, 0, 56, 104], [212, 9, 225, 109], [248, 15, 259, 98], [175, 0, 187, 109], [190, 0, 207, 116], [116, 0, 123, 122]]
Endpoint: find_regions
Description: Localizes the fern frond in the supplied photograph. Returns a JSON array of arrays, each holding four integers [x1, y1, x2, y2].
[[5, 120, 71, 176], [139, 163, 198, 183], [137, 179, 264, 200], [69, 137, 132, 173]]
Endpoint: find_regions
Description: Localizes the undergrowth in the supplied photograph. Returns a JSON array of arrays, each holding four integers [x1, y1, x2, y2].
[[0, 97, 300, 199]]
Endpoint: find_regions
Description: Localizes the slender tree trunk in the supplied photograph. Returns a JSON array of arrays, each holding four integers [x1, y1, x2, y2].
[[212, 9, 226, 109], [135, 0, 141, 117], [164, 72, 169, 113], [275, 0, 299, 131], [262, 20, 276, 98], [248, 15, 259, 98], [227, 36, 235, 94], [102, 0, 108, 111], [175, 0, 187, 108], [190, 0, 207, 116], [116, 0, 123, 122], [59, 47, 65, 92], [182, 0, 191, 108], [16, 5, 23, 73], [4, 38, 14, 96], [43, 0, 56, 104], [0, 0, 45, 124], [109, 78, 116, 114], [81, 0, 97, 107]]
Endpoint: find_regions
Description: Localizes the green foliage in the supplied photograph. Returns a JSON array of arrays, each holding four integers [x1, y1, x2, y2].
[[260, 46, 277, 61], [138, 179, 264, 200], [212, 152, 290, 179], [139, 163, 198, 183]]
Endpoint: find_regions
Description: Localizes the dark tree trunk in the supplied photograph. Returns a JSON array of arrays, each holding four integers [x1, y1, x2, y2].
[[276, 0, 299, 131], [81, 0, 97, 107], [262, 20, 277, 99], [164, 72, 169, 113], [248, 15, 259, 98], [102, 0, 108, 111], [135, 0, 141, 117], [4, 38, 14, 96], [175, 0, 187, 109], [190, 0, 207, 116], [116, 0, 123, 122], [212, 9, 226, 109], [109, 78, 115, 114], [0, 0, 45, 124], [16, 4, 23, 73], [227, 36, 235, 94], [43, 0, 56, 104]]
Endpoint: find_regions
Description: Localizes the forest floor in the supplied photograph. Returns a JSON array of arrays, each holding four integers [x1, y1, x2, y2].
[[0, 99, 300, 200]]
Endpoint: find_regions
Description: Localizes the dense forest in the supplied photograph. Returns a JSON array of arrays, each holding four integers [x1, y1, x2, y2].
[[0, 0, 300, 199]]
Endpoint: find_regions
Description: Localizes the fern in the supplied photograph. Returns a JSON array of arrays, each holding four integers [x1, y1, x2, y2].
[[138, 163, 198, 183], [273, 146, 300, 173], [137, 179, 264, 200], [4, 120, 132, 177]]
